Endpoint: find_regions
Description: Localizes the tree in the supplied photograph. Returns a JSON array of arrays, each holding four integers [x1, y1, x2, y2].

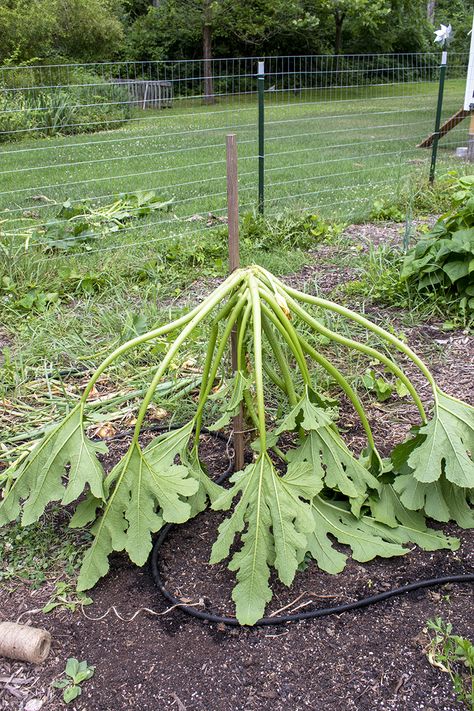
[[54, 0, 124, 62], [309, 0, 391, 55], [0, 0, 124, 64], [125, 0, 309, 103]]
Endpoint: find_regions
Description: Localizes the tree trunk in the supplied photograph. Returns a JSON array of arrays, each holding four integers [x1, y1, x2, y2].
[[202, 1, 215, 105], [427, 0, 436, 23], [334, 11, 345, 56]]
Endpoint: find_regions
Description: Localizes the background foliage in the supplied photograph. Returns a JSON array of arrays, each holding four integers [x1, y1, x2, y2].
[[0, 0, 471, 65]]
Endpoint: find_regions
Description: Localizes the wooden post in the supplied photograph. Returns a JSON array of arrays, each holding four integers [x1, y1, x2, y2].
[[226, 134, 244, 472]]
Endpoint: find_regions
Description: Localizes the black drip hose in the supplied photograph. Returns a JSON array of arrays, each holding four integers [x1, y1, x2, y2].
[[150, 430, 474, 627]]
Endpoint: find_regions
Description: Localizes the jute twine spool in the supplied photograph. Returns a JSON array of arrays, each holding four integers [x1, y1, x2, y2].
[[0, 622, 51, 664]]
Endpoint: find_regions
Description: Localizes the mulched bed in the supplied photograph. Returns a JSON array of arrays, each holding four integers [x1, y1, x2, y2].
[[1, 222, 473, 711]]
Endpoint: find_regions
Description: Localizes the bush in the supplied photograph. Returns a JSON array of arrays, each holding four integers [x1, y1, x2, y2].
[[401, 175, 474, 318], [0, 66, 130, 142]]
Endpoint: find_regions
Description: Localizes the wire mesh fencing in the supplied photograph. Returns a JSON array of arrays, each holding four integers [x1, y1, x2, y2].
[[0, 51, 470, 273]]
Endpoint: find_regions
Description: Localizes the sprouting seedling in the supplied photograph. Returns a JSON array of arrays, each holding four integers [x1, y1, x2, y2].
[[0, 265, 472, 624], [52, 658, 95, 703]]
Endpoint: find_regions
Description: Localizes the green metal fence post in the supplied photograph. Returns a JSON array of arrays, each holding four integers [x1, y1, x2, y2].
[[257, 60, 265, 213], [429, 50, 447, 184]]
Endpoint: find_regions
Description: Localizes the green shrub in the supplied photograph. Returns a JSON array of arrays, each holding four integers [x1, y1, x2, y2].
[[239, 212, 345, 251], [401, 176, 474, 318], [0, 66, 130, 142]]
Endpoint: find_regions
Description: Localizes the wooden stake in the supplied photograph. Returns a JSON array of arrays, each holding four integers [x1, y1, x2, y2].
[[226, 134, 244, 472]]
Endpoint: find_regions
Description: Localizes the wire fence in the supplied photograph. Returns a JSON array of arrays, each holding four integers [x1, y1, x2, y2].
[[0, 51, 471, 270]]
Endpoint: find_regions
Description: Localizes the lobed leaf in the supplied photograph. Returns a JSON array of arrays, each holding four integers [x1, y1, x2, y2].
[[0, 406, 106, 527], [393, 473, 474, 529], [306, 497, 408, 574], [406, 391, 474, 488], [368, 484, 459, 551], [210, 453, 317, 625], [180, 446, 223, 516], [77, 423, 199, 591], [277, 388, 380, 510], [307, 489, 456, 578], [207, 371, 250, 432]]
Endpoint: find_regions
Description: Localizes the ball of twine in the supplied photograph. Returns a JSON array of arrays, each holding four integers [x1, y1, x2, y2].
[[0, 622, 51, 664]]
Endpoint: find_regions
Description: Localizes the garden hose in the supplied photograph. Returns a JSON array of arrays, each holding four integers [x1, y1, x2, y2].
[[145, 429, 474, 628]]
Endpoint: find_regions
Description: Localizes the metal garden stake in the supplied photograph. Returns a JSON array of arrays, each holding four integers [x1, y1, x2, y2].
[[429, 24, 452, 183], [257, 61, 265, 213]]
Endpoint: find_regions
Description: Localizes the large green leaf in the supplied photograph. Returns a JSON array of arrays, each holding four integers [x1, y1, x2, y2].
[[307, 497, 407, 573], [77, 423, 198, 591], [306, 493, 456, 576], [407, 391, 474, 488], [443, 260, 470, 283], [0, 406, 106, 527], [368, 484, 459, 550], [392, 473, 474, 529], [180, 446, 223, 516], [277, 389, 380, 509], [210, 453, 317, 625]]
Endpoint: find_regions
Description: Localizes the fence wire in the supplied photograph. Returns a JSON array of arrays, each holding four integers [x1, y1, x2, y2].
[[0, 51, 470, 269]]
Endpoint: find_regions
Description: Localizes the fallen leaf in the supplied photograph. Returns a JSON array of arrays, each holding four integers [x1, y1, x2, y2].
[[25, 700, 44, 711], [86, 386, 101, 401], [148, 407, 168, 421], [90, 422, 116, 439]]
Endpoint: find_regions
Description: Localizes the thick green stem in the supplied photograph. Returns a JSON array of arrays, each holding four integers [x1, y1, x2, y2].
[[296, 332, 378, 454], [192, 286, 248, 444], [258, 285, 313, 387], [262, 315, 297, 406], [263, 361, 286, 393], [259, 298, 310, 387], [193, 292, 249, 445], [267, 272, 437, 396], [80, 270, 243, 403], [193, 322, 219, 443], [286, 295, 428, 423], [248, 275, 266, 449], [242, 390, 289, 464], [237, 301, 252, 371], [132, 282, 247, 442]]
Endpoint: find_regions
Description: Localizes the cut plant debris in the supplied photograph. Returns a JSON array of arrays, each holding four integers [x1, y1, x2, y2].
[[26, 191, 173, 251], [0, 265, 473, 625]]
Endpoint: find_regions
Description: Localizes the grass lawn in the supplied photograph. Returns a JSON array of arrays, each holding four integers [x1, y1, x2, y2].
[[0, 78, 468, 233]]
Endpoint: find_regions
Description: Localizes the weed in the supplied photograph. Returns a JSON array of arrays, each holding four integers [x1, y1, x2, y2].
[[341, 243, 411, 308], [0, 513, 91, 588], [425, 617, 474, 710], [52, 658, 95, 703], [42, 581, 93, 614], [360, 368, 409, 402], [369, 198, 405, 223], [31, 192, 173, 252], [401, 174, 474, 326]]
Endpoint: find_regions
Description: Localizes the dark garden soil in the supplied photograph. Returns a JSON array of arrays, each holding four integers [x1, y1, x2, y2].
[[1, 222, 473, 711]]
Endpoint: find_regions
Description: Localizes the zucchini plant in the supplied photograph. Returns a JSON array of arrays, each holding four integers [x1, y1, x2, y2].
[[1, 265, 473, 625]]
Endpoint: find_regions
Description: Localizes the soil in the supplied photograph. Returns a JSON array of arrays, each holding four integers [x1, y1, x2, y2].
[[1, 222, 473, 711]]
